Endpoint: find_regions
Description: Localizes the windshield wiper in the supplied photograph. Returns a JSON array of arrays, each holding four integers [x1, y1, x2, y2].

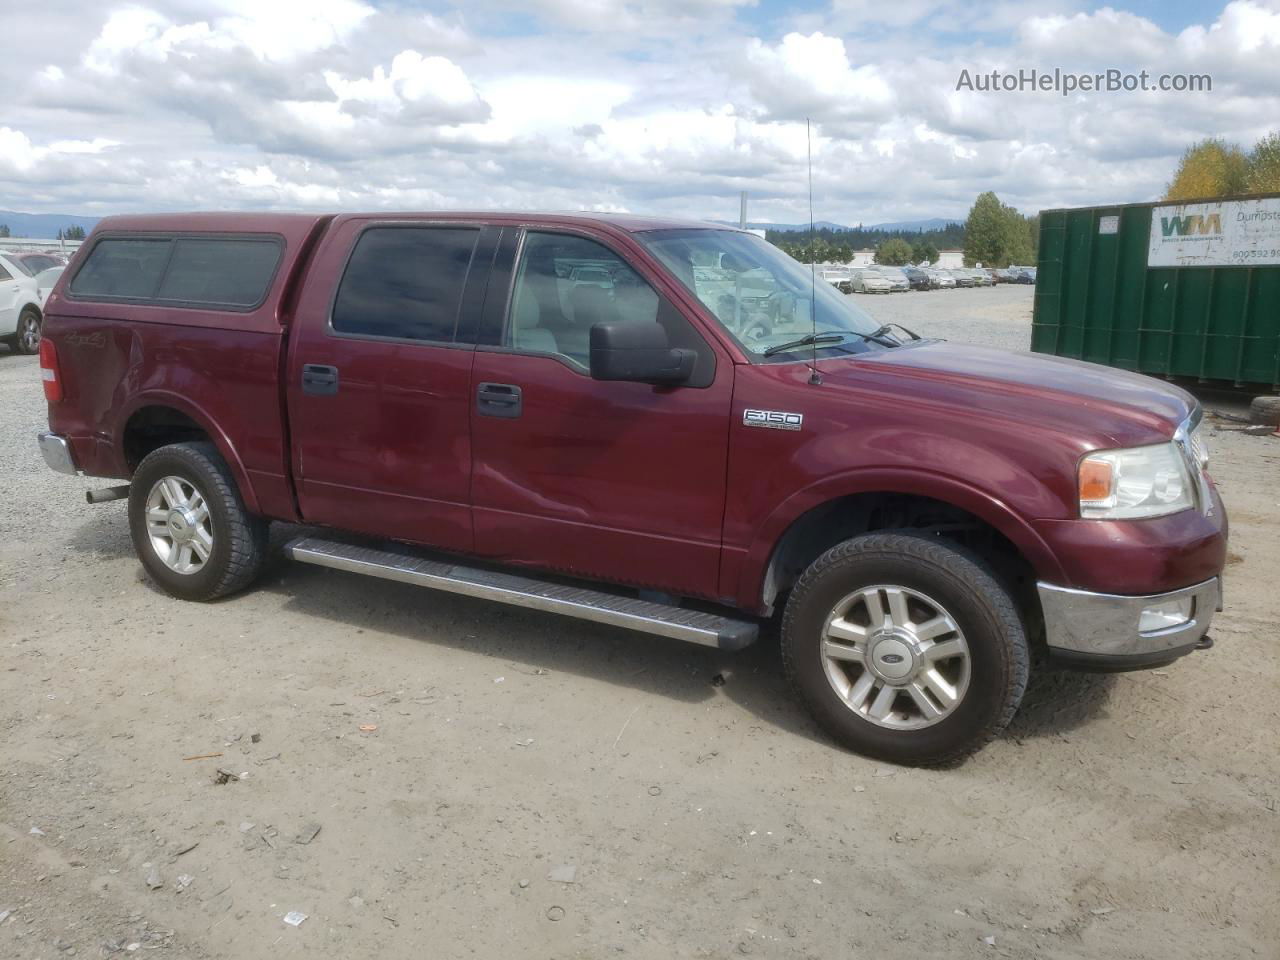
[[762, 332, 847, 357], [879, 322, 921, 341], [846, 324, 902, 346]]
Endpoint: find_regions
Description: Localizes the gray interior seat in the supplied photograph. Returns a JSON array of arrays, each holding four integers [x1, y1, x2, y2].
[[510, 287, 558, 355]]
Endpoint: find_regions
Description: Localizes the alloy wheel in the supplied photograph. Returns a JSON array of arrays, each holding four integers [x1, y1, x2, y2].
[[145, 476, 214, 575], [820, 584, 971, 730]]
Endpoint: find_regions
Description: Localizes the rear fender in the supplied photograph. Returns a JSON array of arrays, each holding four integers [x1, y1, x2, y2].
[[114, 391, 261, 515]]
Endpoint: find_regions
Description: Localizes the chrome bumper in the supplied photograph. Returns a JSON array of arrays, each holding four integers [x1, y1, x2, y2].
[[1038, 577, 1220, 665], [37, 432, 78, 475]]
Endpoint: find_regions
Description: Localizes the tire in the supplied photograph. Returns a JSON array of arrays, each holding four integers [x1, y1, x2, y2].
[[128, 441, 269, 601], [1249, 396, 1280, 427], [14, 308, 42, 355], [781, 532, 1029, 766]]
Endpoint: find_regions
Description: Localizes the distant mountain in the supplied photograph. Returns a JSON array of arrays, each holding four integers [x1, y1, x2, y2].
[[710, 219, 853, 232], [867, 217, 963, 232], [712, 217, 962, 233], [0, 210, 102, 239]]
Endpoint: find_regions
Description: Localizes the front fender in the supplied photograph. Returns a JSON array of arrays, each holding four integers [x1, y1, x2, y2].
[[733, 466, 1066, 610]]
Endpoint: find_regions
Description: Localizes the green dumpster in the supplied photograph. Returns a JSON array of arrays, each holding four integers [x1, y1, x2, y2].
[[1031, 193, 1280, 389]]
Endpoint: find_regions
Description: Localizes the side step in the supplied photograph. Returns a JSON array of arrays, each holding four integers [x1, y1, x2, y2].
[[284, 537, 758, 651]]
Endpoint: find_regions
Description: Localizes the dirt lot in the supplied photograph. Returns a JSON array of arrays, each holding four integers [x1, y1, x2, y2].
[[2, 285, 1277, 959]]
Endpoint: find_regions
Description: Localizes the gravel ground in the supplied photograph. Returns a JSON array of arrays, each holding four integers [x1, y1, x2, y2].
[[2, 286, 1278, 959]]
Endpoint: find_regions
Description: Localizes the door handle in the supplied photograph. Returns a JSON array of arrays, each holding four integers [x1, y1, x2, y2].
[[477, 382, 522, 418], [302, 363, 339, 396]]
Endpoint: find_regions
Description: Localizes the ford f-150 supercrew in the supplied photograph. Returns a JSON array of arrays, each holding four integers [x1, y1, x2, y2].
[[35, 212, 1227, 765]]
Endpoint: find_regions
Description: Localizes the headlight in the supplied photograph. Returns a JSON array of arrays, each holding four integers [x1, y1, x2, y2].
[[1078, 442, 1194, 519]]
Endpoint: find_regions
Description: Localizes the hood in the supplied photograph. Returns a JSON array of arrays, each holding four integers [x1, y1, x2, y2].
[[820, 340, 1194, 448]]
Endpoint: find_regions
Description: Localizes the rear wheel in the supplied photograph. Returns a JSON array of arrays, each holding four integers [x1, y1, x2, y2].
[[14, 308, 41, 355], [781, 532, 1029, 766], [128, 442, 268, 601]]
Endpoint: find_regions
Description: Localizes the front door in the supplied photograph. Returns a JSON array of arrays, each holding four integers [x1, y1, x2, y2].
[[469, 229, 733, 599], [287, 220, 496, 553]]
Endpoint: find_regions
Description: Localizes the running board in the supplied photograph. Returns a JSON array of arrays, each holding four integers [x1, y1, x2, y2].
[[284, 537, 758, 651]]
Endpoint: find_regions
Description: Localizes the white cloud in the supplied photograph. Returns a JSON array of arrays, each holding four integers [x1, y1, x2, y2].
[[326, 51, 489, 124], [743, 32, 894, 123], [1, 0, 1278, 226], [48, 138, 120, 154]]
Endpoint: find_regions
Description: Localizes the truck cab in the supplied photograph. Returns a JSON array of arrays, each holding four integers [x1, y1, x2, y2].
[[35, 212, 1227, 765]]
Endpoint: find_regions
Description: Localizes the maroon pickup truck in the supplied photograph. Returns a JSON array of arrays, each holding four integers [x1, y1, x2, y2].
[[35, 212, 1226, 765]]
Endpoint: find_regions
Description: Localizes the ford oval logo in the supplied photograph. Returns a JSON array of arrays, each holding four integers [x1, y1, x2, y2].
[[880, 653, 905, 664]]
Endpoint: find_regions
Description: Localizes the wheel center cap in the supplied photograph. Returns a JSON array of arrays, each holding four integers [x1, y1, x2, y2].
[[167, 509, 197, 542], [868, 633, 916, 683]]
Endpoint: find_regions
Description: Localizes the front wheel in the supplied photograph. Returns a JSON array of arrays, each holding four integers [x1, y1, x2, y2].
[[14, 308, 42, 355], [128, 441, 269, 601], [781, 532, 1029, 766]]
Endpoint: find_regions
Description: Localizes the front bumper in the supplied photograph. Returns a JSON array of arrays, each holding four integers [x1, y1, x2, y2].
[[1038, 577, 1220, 670], [37, 432, 79, 475]]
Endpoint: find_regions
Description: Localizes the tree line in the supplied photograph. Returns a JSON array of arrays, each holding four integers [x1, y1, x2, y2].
[[768, 194, 1038, 268], [1165, 131, 1280, 201], [0, 224, 87, 240], [768, 222, 962, 265]]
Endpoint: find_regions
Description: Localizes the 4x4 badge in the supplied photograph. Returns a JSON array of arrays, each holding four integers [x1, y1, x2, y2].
[[743, 409, 803, 431]]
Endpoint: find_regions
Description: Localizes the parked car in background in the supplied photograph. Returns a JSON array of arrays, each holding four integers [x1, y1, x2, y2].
[[1, 250, 68, 276], [819, 268, 854, 294], [35, 266, 66, 308], [901, 267, 933, 290], [0, 251, 45, 353], [36, 210, 1228, 766], [925, 269, 955, 289], [948, 269, 975, 287], [872, 267, 910, 292], [848, 268, 892, 293], [1009, 267, 1036, 284]]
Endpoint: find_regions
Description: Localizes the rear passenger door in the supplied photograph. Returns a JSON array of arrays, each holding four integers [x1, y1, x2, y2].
[[287, 221, 496, 553]]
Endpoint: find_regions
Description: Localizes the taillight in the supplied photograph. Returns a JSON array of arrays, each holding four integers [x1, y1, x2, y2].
[[39, 338, 63, 404]]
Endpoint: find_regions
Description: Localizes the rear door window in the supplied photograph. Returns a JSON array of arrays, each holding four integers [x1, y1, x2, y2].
[[69, 239, 171, 300], [156, 238, 281, 307], [331, 226, 479, 343]]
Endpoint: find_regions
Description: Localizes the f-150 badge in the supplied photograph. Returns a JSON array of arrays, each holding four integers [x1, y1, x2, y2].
[[743, 409, 803, 431]]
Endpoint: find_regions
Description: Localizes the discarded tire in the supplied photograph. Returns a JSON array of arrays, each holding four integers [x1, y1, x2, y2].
[[1249, 396, 1280, 427]]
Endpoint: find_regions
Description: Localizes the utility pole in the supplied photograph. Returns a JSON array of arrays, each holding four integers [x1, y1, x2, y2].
[[739, 191, 748, 229]]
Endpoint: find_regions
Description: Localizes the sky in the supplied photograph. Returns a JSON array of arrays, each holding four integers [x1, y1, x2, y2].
[[2, 0, 1278, 225]]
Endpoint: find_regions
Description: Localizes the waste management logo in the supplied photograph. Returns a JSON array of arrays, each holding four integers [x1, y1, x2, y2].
[[1148, 198, 1280, 267]]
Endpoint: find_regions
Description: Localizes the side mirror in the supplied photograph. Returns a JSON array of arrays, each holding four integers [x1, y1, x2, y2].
[[589, 322, 695, 385]]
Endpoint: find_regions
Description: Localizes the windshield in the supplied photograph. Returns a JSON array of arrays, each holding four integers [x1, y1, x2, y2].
[[638, 229, 898, 360]]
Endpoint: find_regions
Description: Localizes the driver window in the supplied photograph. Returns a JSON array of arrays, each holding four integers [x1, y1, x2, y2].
[[506, 232, 661, 369]]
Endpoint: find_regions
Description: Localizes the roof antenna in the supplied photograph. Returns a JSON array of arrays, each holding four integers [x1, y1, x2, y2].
[[806, 118, 822, 386]]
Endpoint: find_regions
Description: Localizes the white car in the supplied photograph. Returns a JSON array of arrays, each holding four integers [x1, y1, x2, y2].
[[34, 266, 65, 308], [819, 268, 853, 293], [848, 268, 892, 293], [0, 252, 45, 354], [926, 269, 956, 288]]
